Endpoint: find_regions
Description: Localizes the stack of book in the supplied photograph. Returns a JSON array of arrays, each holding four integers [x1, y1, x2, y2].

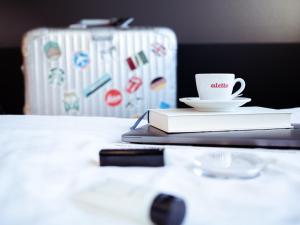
[[148, 107, 292, 133], [122, 106, 300, 149]]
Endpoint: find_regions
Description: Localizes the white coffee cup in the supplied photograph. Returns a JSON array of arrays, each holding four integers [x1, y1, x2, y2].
[[195, 73, 245, 100]]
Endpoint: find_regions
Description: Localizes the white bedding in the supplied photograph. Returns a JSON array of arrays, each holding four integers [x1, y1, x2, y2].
[[1, 111, 300, 225]]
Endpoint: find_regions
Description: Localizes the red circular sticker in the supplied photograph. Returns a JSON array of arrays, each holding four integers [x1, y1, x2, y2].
[[105, 89, 122, 107]]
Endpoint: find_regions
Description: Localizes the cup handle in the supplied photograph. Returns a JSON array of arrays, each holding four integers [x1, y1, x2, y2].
[[231, 78, 245, 99]]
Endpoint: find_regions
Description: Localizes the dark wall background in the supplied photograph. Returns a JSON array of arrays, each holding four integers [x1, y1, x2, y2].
[[177, 44, 300, 109], [0, 0, 300, 114], [1, 0, 300, 47]]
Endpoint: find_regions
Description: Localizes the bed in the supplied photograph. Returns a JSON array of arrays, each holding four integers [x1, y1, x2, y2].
[[1, 110, 300, 225]]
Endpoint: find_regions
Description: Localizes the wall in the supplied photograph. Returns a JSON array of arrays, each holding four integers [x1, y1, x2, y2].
[[0, 0, 300, 47], [1, 0, 300, 113]]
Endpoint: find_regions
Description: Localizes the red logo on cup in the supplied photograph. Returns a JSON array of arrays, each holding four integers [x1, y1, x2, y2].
[[126, 76, 143, 93], [105, 89, 122, 107], [210, 83, 229, 88]]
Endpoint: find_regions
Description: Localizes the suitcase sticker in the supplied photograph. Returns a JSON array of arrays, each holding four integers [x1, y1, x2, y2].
[[63, 91, 80, 113], [126, 76, 143, 94], [126, 51, 149, 71], [48, 68, 65, 86], [44, 41, 61, 60], [83, 74, 112, 97], [105, 89, 122, 107], [73, 51, 90, 69]]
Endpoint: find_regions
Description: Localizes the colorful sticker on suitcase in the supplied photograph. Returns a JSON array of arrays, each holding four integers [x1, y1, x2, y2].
[[48, 68, 65, 86], [126, 97, 143, 110], [92, 34, 114, 42], [44, 41, 61, 60], [83, 74, 112, 97], [105, 89, 122, 107], [100, 46, 117, 60], [150, 77, 167, 91], [125, 101, 134, 110], [73, 51, 90, 69], [131, 114, 141, 119], [126, 51, 148, 71], [159, 101, 170, 109], [126, 76, 143, 93], [151, 43, 167, 57], [63, 92, 79, 113]]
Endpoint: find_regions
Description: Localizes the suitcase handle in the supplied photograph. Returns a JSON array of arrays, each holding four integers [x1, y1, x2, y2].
[[70, 17, 134, 29]]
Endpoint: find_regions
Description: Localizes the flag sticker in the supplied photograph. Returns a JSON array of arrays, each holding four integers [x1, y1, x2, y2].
[[126, 51, 148, 71], [44, 41, 61, 60], [83, 74, 112, 97], [150, 77, 167, 91]]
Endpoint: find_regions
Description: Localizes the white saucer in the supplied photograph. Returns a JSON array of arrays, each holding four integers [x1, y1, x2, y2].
[[179, 97, 251, 112]]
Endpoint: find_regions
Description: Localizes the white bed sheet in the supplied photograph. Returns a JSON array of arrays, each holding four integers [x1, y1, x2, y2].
[[1, 110, 300, 225]]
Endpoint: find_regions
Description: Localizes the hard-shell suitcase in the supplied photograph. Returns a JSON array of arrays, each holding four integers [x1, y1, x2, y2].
[[22, 18, 177, 118]]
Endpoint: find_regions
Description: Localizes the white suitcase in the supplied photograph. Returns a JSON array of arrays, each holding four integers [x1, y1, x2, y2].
[[22, 18, 177, 118]]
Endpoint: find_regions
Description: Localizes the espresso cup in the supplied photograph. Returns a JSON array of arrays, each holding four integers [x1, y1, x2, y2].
[[195, 73, 245, 100]]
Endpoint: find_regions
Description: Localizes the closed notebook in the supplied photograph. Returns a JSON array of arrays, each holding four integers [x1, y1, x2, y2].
[[148, 107, 292, 133]]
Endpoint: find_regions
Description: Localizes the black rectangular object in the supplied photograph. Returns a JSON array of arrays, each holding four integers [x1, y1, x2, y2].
[[99, 148, 165, 167], [122, 125, 300, 149]]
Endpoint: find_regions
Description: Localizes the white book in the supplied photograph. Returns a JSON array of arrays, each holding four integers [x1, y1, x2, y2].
[[149, 107, 292, 133]]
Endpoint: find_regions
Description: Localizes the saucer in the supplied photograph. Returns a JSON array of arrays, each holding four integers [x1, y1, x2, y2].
[[179, 97, 251, 112]]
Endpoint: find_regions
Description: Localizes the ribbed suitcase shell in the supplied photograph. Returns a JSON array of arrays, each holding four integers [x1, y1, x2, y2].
[[22, 26, 177, 117]]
